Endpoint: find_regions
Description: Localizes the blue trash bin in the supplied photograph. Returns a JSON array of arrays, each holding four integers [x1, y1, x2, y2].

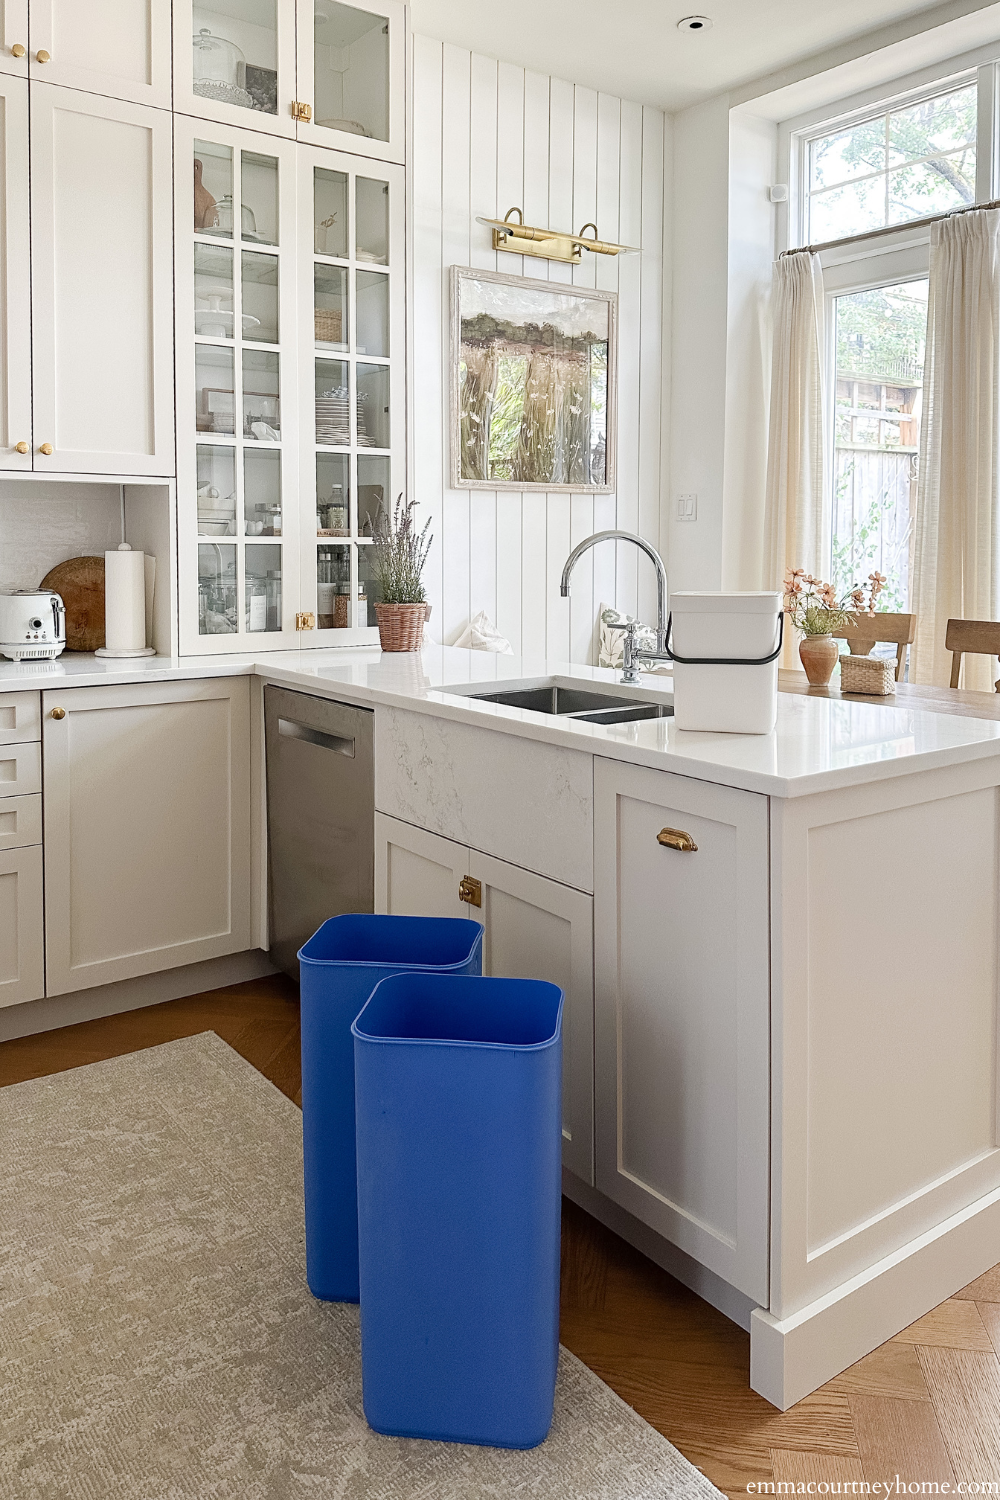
[[353, 970, 564, 1450], [298, 914, 484, 1303]]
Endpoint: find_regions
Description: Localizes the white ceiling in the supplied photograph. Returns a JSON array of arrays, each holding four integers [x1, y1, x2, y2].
[[408, 0, 995, 112]]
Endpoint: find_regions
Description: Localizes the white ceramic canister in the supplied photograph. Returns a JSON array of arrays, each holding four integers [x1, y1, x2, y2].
[[668, 592, 782, 734]]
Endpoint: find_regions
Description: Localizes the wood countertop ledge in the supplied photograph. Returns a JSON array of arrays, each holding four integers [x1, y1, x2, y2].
[[779, 669, 1000, 722]]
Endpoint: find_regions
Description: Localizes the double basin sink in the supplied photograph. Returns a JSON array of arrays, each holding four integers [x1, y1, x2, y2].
[[453, 682, 674, 727]]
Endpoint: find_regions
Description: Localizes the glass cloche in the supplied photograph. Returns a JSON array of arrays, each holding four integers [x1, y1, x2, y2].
[[192, 28, 253, 110]]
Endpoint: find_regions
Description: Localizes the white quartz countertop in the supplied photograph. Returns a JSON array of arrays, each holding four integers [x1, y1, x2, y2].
[[4, 644, 1000, 799]]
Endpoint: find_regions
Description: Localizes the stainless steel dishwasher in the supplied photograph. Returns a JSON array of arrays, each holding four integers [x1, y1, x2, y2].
[[264, 685, 374, 978]]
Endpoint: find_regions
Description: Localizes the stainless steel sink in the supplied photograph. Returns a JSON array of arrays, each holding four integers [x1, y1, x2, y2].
[[459, 683, 673, 725]]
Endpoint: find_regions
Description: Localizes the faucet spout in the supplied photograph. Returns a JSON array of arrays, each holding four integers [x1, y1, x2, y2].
[[559, 530, 669, 656]]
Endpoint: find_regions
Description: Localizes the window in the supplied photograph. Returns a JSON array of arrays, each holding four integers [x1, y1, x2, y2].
[[804, 81, 977, 243], [832, 279, 928, 617]]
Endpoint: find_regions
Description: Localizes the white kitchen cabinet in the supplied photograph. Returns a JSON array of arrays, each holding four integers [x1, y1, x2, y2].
[[30, 85, 174, 476], [29, 0, 172, 108], [176, 114, 404, 654], [375, 811, 469, 919], [0, 1, 27, 78], [593, 757, 770, 1304], [294, 0, 405, 164], [375, 812, 596, 1184], [173, 0, 296, 141], [0, 793, 41, 851], [42, 677, 252, 995], [0, 844, 43, 1005], [0, 740, 40, 796], [176, 115, 301, 652], [0, 689, 38, 743], [0, 72, 31, 469]]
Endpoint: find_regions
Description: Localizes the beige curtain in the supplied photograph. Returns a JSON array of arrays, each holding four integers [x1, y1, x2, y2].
[[911, 208, 1000, 689], [763, 252, 829, 662]]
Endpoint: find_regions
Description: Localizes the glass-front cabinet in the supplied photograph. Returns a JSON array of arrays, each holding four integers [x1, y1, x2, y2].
[[298, 145, 405, 644], [175, 116, 403, 653], [173, 0, 404, 163]]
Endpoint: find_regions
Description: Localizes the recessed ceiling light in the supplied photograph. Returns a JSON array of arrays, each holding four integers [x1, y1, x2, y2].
[[677, 15, 713, 31]]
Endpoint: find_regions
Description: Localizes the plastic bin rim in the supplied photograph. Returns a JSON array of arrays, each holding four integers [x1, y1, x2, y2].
[[298, 952, 481, 974], [350, 1021, 562, 1052]]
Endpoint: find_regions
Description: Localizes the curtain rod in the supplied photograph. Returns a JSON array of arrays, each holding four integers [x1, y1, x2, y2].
[[779, 196, 1000, 258]]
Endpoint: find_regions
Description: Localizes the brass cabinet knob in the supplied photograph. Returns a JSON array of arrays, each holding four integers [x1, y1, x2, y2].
[[50, 707, 66, 720], [36, 49, 50, 63], [10, 44, 25, 58], [38, 442, 53, 455], [14, 441, 28, 454]]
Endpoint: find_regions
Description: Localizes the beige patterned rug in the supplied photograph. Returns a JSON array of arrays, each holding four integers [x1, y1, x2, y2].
[[0, 1032, 723, 1499]]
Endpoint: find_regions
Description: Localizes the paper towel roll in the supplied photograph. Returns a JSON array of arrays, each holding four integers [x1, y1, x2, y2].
[[105, 545, 146, 652]]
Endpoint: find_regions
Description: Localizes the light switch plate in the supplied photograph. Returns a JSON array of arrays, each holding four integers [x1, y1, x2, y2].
[[677, 492, 697, 521]]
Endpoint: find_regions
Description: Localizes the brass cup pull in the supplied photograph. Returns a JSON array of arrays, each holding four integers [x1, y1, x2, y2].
[[36, 49, 50, 63], [657, 827, 698, 853], [38, 443, 53, 455], [50, 707, 66, 720], [10, 43, 25, 58], [14, 441, 28, 454]]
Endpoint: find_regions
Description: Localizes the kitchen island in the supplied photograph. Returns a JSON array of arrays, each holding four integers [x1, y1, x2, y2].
[[2, 645, 1000, 1410]]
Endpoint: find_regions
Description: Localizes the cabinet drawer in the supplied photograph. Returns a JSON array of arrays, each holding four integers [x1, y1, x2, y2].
[[0, 741, 40, 797], [0, 792, 41, 850], [0, 691, 40, 744]]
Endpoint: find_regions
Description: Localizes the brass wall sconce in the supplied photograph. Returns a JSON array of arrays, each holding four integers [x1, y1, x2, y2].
[[476, 207, 639, 266]]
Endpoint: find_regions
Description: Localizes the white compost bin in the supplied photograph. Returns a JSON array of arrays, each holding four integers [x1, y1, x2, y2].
[[667, 592, 783, 734]]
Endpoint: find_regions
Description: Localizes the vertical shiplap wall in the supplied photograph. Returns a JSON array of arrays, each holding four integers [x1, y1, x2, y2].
[[411, 38, 668, 662]]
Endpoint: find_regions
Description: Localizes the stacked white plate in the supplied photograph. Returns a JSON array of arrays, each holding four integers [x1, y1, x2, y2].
[[315, 391, 350, 445]]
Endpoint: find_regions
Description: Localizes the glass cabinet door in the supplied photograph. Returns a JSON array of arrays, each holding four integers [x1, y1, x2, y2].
[[298, 146, 405, 645], [174, 0, 297, 139], [176, 118, 301, 654], [293, 0, 404, 164]]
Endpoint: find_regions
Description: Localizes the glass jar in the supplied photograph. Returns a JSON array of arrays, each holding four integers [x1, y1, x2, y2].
[[192, 29, 253, 110], [213, 195, 259, 240], [246, 574, 268, 632]]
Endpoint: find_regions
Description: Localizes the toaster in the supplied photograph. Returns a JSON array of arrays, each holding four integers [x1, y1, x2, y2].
[[0, 590, 67, 661]]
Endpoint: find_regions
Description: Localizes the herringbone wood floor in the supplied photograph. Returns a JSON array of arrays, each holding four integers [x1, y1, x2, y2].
[[3, 975, 1000, 1496]]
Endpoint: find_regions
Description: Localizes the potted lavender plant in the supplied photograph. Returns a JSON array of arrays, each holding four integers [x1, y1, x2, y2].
[[371, 494, 433, 651]]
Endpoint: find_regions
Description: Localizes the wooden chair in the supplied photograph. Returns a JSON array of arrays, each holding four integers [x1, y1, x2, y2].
[[945, 619, 1000, 691], [831, 612, 917, 682]]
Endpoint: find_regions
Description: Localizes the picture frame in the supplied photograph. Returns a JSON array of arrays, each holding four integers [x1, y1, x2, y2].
[[450, 265, 617, 493]]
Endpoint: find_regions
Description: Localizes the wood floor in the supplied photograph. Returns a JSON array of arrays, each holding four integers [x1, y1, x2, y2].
[[4, 975, 1000, 1496]]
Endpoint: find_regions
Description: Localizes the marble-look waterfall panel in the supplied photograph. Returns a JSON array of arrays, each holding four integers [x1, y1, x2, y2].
[[374, 705, 594, 892]]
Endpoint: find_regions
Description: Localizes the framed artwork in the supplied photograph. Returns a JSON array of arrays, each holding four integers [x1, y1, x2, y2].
[[450, 265, 617, 493]]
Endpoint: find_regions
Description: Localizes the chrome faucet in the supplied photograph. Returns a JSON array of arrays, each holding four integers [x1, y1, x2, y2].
[[560, 530, 671, 684]]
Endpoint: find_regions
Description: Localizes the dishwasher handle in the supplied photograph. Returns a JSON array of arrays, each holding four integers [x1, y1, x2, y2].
[[278, 717, 356, 758]]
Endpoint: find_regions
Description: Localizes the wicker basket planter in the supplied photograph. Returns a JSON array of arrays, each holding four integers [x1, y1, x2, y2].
[[374, 601, 431, 652]]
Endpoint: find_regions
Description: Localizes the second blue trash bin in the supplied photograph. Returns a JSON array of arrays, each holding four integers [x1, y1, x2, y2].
[[298, 914, 484, 1303], [353, 971, 564, 1449]]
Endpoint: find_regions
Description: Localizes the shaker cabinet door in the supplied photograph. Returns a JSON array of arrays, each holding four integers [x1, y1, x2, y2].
[[0, 0, 27, 78], [293, 0, 405, 164], [0, 72, 30, 470], [28, 0, 172, 108], [29, 85, 175, 475], [594, 757, 771, 1303], [470, 848, 595, 1186], [374, 813, 470, 920], [0, 844, 43, 1007], [42, 679, 252, 995]]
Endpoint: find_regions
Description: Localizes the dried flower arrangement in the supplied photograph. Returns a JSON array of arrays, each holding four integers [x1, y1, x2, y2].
[[371, 494, 432, 605], [783, 569, 885, 637]]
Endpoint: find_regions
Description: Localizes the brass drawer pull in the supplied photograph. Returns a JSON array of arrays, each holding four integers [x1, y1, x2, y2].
[[458, 875, 482, 907], [657, 827, 697, 852]]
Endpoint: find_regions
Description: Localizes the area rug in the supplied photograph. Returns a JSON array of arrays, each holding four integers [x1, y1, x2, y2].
[[0, 1032, 723, 1499]]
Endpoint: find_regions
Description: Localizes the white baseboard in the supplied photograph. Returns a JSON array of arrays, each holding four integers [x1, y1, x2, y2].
[[750, 1180, 1000, 1410], [562, 1168, 757, 1333], [0, 949, 280, 1043]]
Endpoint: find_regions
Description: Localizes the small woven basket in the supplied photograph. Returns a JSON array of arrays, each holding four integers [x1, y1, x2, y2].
[[314, 308, 343, 344], [839, 653, 895, 696], [374, 601, 431, 652]]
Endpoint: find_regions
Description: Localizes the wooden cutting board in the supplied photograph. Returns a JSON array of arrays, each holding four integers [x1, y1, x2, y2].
[[40, 556, 105, 651]]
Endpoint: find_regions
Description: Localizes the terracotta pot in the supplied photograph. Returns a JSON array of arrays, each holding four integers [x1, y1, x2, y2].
[[798, 632, 839, 686], [374, 601, 431, 652]]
